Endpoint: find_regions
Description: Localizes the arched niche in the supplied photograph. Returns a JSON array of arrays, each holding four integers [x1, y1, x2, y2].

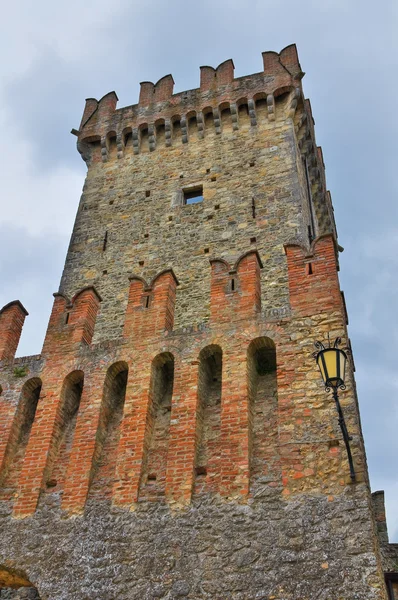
[[194, 344, 223, 495], [139, 352, 174, 501], [41, 371, 84, 503], [88, 361, 128, 502], [0, 378, 42, 499], [237, 98, 250, 128], [247, 337, 278, 488]]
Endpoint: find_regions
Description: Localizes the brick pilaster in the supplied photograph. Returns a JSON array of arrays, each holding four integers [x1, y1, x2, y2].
[[218, 346, 250, 499], [113, 364, 151, 506], [42, 287, 101, 356], [0, 396, 18, 481], [210, 251, 262, 324], [13, 381, 60, 517], [165, 357, 199, 505], [123, 270, 178, 340], [61, 368, 106, 514], [285, 235, 343, 317], [0, 301, 28, 362]]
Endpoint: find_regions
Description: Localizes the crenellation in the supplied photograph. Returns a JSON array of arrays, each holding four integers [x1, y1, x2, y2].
[[0, 302, 28, 364]]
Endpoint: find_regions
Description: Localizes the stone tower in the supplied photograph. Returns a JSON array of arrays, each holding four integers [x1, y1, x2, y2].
[[0, 45, 397, 599]]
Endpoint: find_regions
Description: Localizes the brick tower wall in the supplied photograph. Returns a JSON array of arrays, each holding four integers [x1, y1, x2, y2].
[[0, 46, 388, 600]]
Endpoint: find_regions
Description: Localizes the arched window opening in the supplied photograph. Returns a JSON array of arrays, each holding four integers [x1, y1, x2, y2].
[[124, 131, 133, 152], [188, 115, 198, 139], [139, 353, 174, 501], [238, 102, 250, 128], [274, 91, 290, 120], [254, 97, 268, 123], [40, 371, 84, 504], [247, 338, 278, 490], [194, 345, 222, 496], [87, 362, 128, 502], [204, 110, 215, 133], [155, 122, 165, 148], [107, 133, 117, 159], [0, 378, 41, 501], [140, 127, 149, 153], [220, 107, 232, 132], [172, 119, 181, 146]]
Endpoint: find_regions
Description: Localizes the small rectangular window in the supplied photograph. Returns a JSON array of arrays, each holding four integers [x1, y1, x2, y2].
[[184, 186, 203, 205]]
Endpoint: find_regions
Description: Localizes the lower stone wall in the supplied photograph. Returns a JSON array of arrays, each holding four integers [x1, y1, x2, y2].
[[0, 590, 40, 599], [0, 487, 386, 600]]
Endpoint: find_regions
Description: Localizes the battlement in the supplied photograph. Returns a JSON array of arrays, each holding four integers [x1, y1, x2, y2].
[[0, 237, 355, 517], [74, 45, 304, 162], [72, 45, 333, 236]]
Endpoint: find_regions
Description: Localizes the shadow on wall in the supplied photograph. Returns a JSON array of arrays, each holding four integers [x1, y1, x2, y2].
[[0, 588, 40, 599], [247, 337, 278, 489], [0, 565, 40, 598], [139, 352, 175, 502]]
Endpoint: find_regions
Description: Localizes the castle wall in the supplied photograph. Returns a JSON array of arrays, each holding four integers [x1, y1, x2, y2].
[[0, 46, 389, 599], [62, 93, 305, 344]]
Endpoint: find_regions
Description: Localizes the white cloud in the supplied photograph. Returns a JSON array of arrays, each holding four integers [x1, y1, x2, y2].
[[0, 108, 83, 235]]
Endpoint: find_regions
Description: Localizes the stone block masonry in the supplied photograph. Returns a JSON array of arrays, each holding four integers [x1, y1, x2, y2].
[[0, 44, 393, 599]]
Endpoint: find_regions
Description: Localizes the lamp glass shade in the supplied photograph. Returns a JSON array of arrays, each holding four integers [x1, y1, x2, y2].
[[316, 347, 347, 388]]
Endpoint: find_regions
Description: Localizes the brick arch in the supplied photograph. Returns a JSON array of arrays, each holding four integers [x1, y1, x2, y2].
[[150, 268, 179, 289], [70, 285, 102, 305], [273, 85, 295, 99], [233, 249, 263, 272]]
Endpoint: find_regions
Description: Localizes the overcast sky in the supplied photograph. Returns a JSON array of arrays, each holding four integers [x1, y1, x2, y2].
[[1, 0, 397, 539]]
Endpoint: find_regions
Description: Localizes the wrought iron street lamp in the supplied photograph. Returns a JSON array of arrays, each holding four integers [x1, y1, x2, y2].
[[313, 337, 356, 481]]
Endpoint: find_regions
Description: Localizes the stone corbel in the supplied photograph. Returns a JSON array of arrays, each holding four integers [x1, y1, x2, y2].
[[100, 136, 108, 162], [132, 128, 140, 154], [213, 108, 221, 134], [248, 99, 257, 126], [288, 88, 301, 119], [77, 140, 93, 165], [197, 112, 204, 139], [165, 119, 172, 146], [148, 124, 156, 152], [181, 116, 188, 143], [267, 94, 275, 121], [230, 103, 239, 130], [116, 132, 124, 159]]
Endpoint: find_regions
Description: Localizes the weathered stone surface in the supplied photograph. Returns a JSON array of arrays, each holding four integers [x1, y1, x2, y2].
[[0, 493, 388, 599]]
